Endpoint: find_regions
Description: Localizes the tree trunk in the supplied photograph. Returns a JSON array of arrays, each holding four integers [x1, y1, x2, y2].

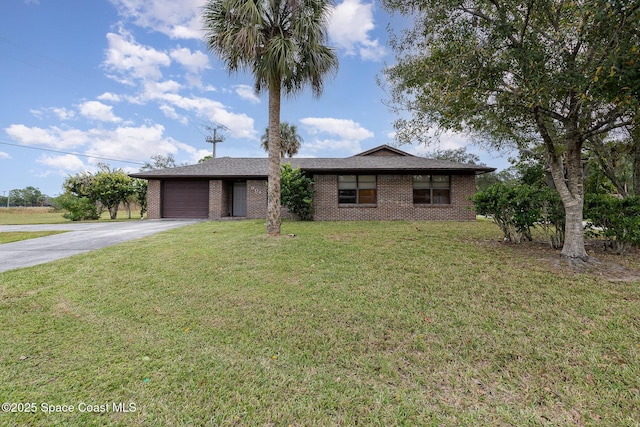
[[561, 199, 587, 260], [266, 82, 282, 236], [556, 136, 589, 261], [632, 127, 640, 196], [535, 107, 589, 261]]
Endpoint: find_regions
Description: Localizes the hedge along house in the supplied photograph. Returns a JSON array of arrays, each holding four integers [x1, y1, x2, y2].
[[130, 145, 495, 221]]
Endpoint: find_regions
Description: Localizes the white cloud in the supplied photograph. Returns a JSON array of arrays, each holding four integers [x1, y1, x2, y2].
[[299, 138, 363, 155], [108, 0, 386, 59], [52, 107, 76, 121], [30, 109, 44, 119], [108, 0, 205, 39], [84, 124, 180, 163], [6, 124, 56, 146], [234, 85, 260, 104], [170, 46, 210, 74], [5, 124, 88, 149], [300, 117, 374, 155], [300, 117, 374, 141], [138, 89, 257, 139], [170, 47, 210, 87], [97, 92, 122, 102], [4, 122, 197, 166], [103, 28, 171, 83], [30, 107, 76, 120], [78, 101, 122, 123], [328, 0, 386, 61], [159, 104, 188, 124], [0, 151, 10, 159], [37, 154, 86, 171], [97, 20, 256, 140], [141, 80, 183, 99]]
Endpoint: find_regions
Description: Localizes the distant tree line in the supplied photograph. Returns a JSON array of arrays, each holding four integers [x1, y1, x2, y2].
[[0, 186, 49, 207]]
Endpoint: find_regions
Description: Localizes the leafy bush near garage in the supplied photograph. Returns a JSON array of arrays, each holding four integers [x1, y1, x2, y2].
[[281, 163, 315, 220], [61, 164, 135, 220]]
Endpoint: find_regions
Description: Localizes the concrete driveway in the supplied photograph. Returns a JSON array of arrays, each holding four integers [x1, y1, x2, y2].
[[0, 220, 202, 273]]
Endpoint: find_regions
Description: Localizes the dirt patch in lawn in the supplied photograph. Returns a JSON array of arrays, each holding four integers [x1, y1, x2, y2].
[[479, 238, 640, 283]]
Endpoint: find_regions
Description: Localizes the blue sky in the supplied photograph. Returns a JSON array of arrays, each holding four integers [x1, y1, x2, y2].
[[1, 0, 510, 197]]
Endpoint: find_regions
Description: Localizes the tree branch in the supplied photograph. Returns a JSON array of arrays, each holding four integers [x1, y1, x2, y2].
[[584, 115, 634, 139], [589, 135, 629, 197], [519, 0, 535, 44]]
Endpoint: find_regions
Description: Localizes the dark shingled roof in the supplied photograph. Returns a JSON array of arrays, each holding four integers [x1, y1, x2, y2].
[[130, 155, 495, 179]]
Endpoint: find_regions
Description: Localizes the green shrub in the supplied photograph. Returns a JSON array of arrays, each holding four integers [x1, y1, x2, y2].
[[281, 163, 315, 221], [472, 183, 564, 246], [132, 178, 148, 218], [54, 193, 100, 221], [585, 194, 640, 254], [472, 183, 533, 243]]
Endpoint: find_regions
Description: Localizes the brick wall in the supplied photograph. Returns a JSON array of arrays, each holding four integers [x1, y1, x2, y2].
[[147, 174, 477, 221], [208, 180, 224, 219], [312, 174, 476, 221], [246, 180, 268, 219], [146, 179, 161, 219]]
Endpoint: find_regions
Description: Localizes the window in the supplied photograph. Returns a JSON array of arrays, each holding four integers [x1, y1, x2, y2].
[[413, 175, 451, 204], [338, 175, 377, 204]]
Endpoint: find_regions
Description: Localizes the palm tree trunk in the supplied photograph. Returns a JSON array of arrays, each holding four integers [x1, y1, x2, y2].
[[266, 81, 282, 235]]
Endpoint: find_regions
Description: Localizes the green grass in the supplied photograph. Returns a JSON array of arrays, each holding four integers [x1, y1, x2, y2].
[[1, 220, 638, 426], [0, 207, 69, 225], [0, 231, 67, 244], [0, 207, 144, 225]]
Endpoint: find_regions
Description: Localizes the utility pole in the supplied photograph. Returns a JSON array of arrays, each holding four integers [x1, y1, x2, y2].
[[205, 125, 226, 158]]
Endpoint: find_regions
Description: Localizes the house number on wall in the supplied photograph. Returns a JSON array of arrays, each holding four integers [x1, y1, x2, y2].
[[250, 185, 263, 194]]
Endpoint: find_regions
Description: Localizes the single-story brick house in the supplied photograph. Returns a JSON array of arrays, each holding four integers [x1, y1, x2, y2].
[[130, 145, 495, 221]]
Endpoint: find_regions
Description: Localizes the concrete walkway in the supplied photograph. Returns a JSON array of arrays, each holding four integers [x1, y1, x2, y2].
[[0, 220, 201, 273]]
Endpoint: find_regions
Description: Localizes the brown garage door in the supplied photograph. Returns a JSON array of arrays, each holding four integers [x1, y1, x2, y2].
[[162, 180, 209, 218]]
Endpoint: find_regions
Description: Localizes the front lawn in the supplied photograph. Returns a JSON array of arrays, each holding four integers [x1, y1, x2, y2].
[[1, 220, 638, 426]]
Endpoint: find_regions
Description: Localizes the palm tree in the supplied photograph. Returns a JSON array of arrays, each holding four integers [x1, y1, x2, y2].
[[261, 122, 303, 158], [202, 0, 338, 235]]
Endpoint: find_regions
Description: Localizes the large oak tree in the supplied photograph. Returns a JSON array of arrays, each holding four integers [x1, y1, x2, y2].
[[383, 0, 640, 262]]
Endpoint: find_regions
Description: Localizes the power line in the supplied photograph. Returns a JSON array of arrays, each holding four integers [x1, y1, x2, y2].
[[0, 140, 146, 165]]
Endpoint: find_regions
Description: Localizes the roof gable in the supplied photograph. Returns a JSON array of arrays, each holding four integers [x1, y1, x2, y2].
[[353, 144, 415, 157]]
